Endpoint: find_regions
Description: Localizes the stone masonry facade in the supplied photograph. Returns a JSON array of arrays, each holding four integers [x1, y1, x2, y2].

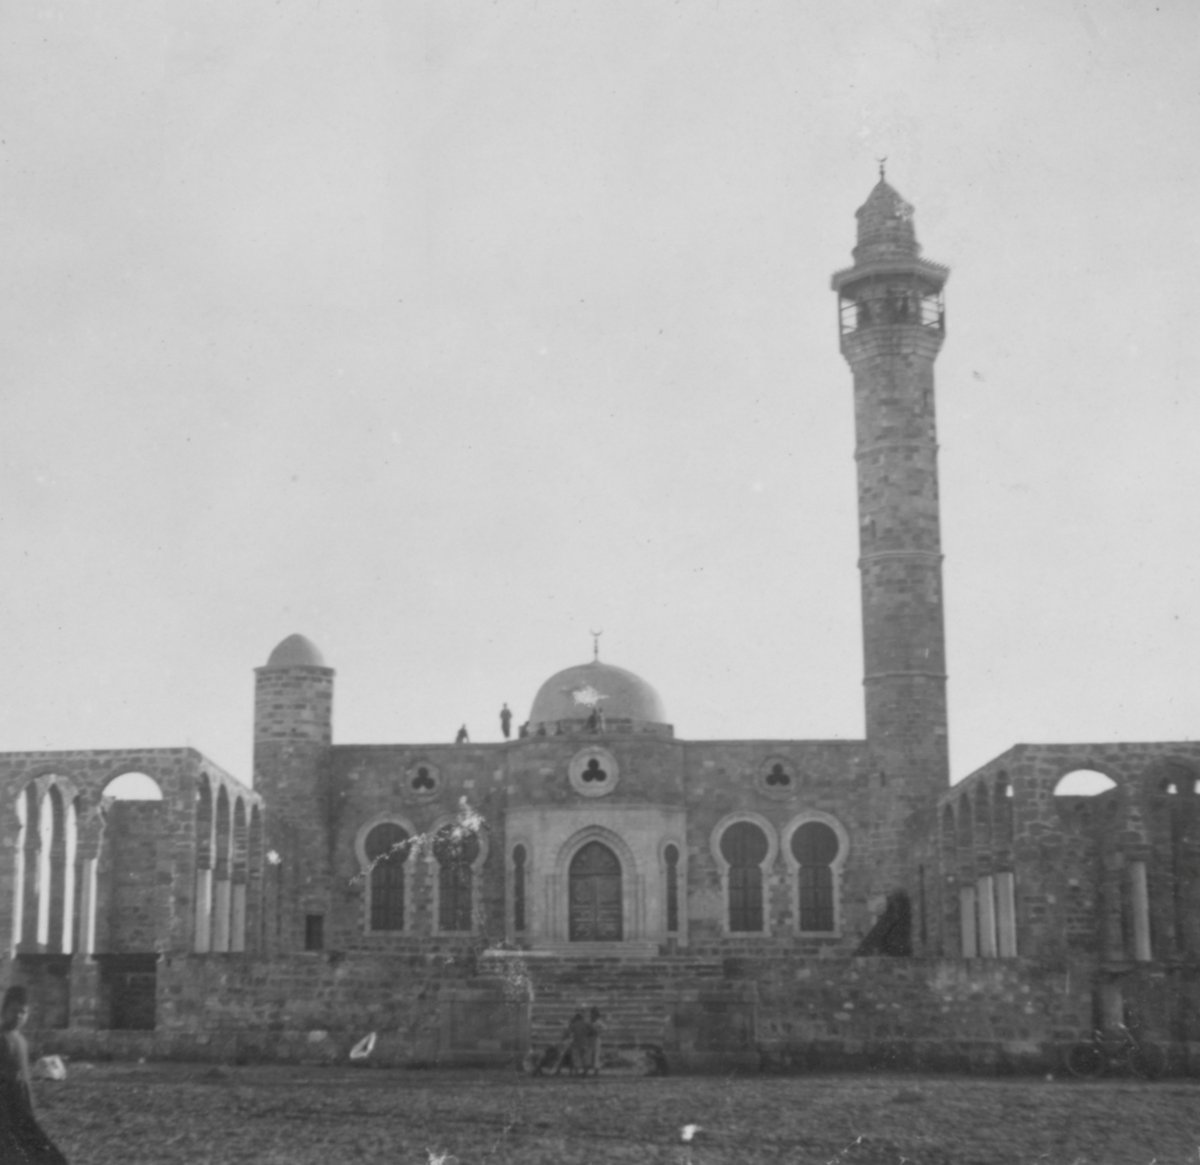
[[2, 178, 1198, 1075]]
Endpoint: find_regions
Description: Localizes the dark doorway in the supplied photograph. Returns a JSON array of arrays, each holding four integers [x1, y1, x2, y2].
[[569, 842, 622, 941], [97, 954, 157, 1030]]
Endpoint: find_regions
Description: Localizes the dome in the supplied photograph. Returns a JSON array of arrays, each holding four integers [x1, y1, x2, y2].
[[263, 633, 327, 669], [529, 661, 666, 728]]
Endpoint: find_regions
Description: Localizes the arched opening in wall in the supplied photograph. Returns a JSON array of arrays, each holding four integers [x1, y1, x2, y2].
[[994, 775, 1015, 851], [212, 788, 231, 952], [365, 823, 409, 932], [193, 778, 214, 953], [434, 824, 481, 933], [12, 782, 75, 1027], [664, 844, 680, 934], [231, 799, 248, 953], [792, 823, 839, 933], [247, 806, 264, 953], [1151, 762, 1200, 955], [720, 822, 768, 934], [1053, 770, 1117, 797], [512, 845, 527, 934], [98, 773, 164, 958], [103, 773, 163, 801], [16, 785, 40, 952], [568, 841, 622, 942]]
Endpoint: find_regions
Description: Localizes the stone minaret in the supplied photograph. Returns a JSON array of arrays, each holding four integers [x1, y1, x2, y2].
[[831, 175, 950, 922], [253, 633, 335, 952]]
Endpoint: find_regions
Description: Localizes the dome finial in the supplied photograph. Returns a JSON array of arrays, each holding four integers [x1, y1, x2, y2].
[[877, 156, 887, 182], [589, 628, 603, 662]]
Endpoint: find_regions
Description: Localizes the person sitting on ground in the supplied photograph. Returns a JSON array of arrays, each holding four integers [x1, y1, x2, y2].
[[0, 986, 68, 1163], [559, 1011, 590, 1077]]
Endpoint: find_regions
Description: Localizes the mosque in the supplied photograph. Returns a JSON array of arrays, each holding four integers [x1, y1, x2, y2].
[[2, 178, 1197, 1071]]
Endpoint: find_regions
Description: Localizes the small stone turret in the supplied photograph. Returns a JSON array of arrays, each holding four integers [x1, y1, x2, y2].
[[253, 634, 335, 952]]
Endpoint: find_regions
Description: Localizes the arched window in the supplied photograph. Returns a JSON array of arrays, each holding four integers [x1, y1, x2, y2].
[[720, 822, 768, 933], [434, 825, 480, 933], [103, 773, 163, 801], [512, 845, 527, 933], [664, 844, 680, 934], [365, 823, 410, 932], [792, 822, 839, 932], [1053, 770, 1116, 797]]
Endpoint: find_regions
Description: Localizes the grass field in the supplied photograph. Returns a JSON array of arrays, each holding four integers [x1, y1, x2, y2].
[[29, 1062, 1200, 1165]]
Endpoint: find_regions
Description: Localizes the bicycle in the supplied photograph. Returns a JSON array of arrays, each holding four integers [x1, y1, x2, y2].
[[1064, 1024, 1166, 1080]]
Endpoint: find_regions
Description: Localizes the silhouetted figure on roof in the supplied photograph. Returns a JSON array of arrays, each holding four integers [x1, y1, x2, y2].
[[455, 724, 469, 744], [500, 703, 512, 740]]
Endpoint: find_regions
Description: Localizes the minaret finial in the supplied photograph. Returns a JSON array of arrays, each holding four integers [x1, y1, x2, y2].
[[589, 629, 603, 662], [877, 156, 887, 182]]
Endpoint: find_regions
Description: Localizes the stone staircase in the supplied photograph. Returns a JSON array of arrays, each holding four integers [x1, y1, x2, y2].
[[481, 948, 731, 1068]]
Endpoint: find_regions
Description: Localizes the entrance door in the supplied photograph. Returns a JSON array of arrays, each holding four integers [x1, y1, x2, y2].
[[568, 842, 623, 941]]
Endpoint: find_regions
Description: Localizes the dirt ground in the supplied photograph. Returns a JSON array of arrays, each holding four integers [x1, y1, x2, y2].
[[28, 1061, 1200, 1165]]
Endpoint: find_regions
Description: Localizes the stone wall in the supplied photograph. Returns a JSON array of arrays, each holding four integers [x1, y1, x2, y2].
[[9, 950, 1133, 1074], [941, 743, 1200, 964], [99, 801, 162, 952], [318, 736, 893, 956], [746, 955, 1088, 1072], [0, 748, 260, 957]]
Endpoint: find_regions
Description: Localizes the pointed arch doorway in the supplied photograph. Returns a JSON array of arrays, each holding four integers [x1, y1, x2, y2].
[[568, 841, 622, 941]]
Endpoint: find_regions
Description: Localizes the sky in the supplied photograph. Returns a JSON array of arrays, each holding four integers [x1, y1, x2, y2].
[[2, 1, 1198, 787]]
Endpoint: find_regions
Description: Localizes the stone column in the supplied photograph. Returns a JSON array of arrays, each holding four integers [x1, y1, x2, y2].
[[230, 881, 247, 953], [6, 814, 25, 958], [1101, 853, 1126, 961], [60, 799, 76, 954], [977, 875, 997, 958], [545, 874, 560, 942], [995, 871, 1017, 957], [194, 868, 213, 953], [1130, 861, 1152, 962], [212, 877, 232, 952], [77, 858, 98, 956], [958, 885, 977, 958]]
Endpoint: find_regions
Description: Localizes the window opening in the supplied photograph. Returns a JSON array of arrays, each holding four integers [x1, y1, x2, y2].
[[720, 822, 768, 933], [435, 825, 480, 932], [792, 821, 839, 932], [365, 823, 409, 931], [665, 844, 680, 933], [513, 845, 527, 933]]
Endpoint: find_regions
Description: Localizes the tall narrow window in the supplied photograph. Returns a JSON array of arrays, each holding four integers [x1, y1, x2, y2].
[[720, 822, 768, 933], [435, 826, 480, 932], [664, 844, 680, 933], [512, 845, 527, 933], [365, 823, 409, 932], [304, 914, 324, 951], [793, 821, 839, 932]]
